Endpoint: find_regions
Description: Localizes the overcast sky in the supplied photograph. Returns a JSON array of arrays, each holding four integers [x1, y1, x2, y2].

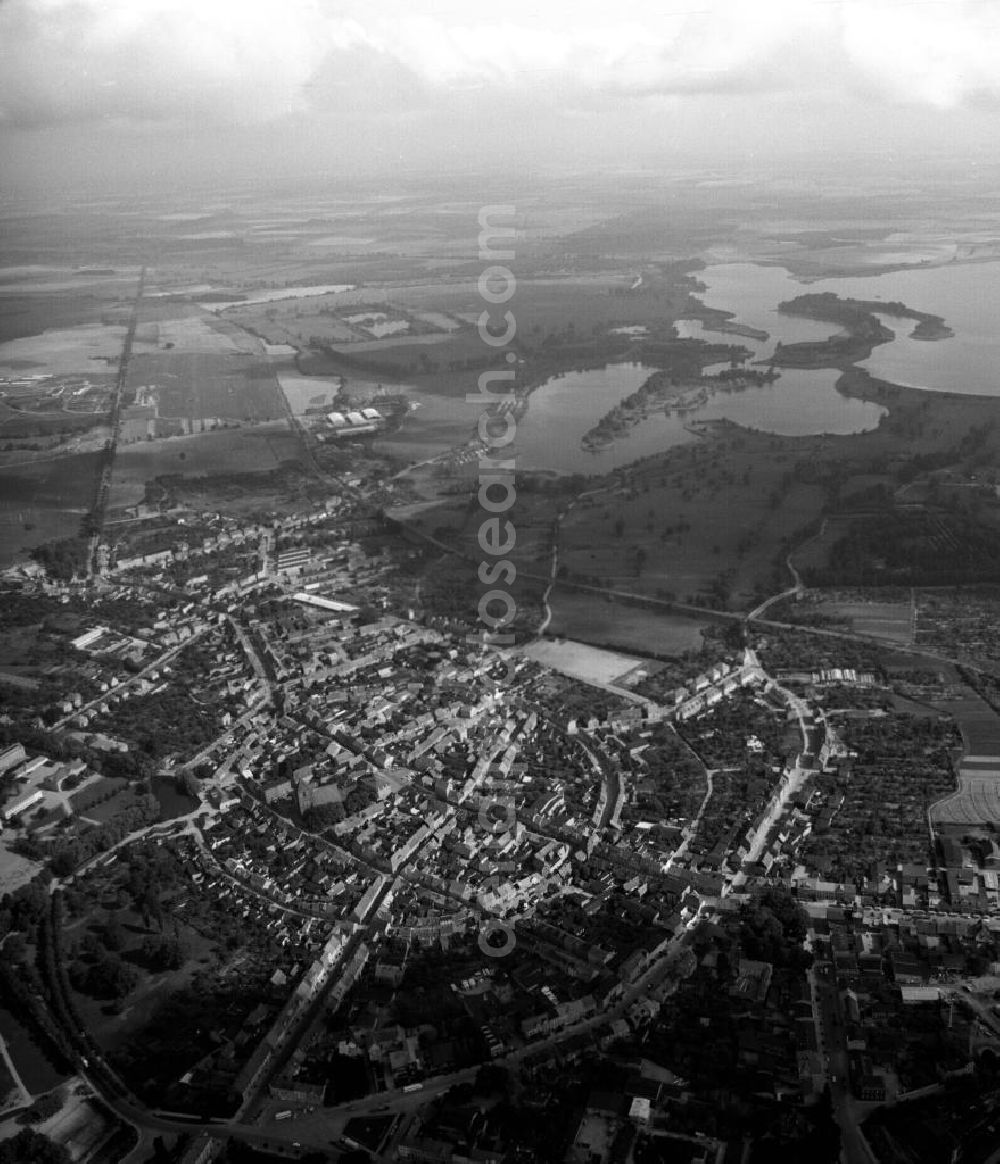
[[3, 0, 1000, 195]]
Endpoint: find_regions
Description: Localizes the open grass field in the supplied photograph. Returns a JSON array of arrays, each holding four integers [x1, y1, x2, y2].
[[0, 451, 97, 565], [521, 638, 647, 686], [145, 464, 324, 519], [0, 323, 126, 376], [276, 372, 342, 415], [546, 587, 710, 658], [0, 503, 87, 567], [76, 789, 139, 825], [0, 285, 132, 346], [947, 698, 1000, 756], [556, 430, 828, 610], [0, 839, 42, 895], [109, 423, 304, 510]]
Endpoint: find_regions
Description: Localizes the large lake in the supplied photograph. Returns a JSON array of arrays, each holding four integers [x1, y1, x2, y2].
[[513, 258, 1000, 472], [690, 260, 1000, 397]]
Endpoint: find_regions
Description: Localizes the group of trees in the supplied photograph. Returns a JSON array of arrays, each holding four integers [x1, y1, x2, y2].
[[69, 953, 139, 1002], [15, 791, 160, 878], [0, 1129, 70, 1164], [19, 1091, 62, 1125], [807, 507, 1000, 589], [88, 674, 236, 761], [30, 537, 91, 582], [739, 888, 812, 971]]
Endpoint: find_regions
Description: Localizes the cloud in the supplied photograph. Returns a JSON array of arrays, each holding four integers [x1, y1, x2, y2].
[[841, 0, 1000, 111], [0, 0, 370, 126], [2, 0, 1000, 130]]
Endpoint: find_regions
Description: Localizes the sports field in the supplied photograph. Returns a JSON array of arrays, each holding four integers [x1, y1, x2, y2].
[[521, 638, 645, 686]]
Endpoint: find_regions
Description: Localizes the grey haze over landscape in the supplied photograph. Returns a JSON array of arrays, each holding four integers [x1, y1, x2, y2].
[[3, 0, 1000, 189]]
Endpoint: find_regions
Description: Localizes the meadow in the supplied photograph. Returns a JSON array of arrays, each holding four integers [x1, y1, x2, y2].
[[109, 424, 304, 511], [520, 638, 647, 686], [0, 322, 126, 376], [544, 590, 710, 659], [0, 451, 98, 565]]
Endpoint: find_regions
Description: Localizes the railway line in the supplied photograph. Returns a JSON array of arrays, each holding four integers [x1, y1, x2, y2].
[[86, 266, 145, 577]]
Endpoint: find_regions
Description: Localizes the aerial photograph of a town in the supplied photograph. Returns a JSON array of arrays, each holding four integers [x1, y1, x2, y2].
[[2, 2, 1000, 1163]]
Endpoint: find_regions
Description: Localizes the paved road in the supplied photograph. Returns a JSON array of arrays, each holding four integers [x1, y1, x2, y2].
[[746, 520, 826, 622], [810, 960, 879, 1164], [667, 767, 714, 868], [229, 616, 275, 703], [738, 657, 826, 867], [54, 626, 211, 729]]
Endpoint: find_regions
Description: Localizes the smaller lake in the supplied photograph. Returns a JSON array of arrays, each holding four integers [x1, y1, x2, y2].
[[513, 361, 885, 474]]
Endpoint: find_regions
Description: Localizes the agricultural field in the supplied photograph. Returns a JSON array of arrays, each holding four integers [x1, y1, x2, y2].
[[128, 348, 284, 423], [137, 307, 263, 355], [111, 302, 288, 445], [822, 600, 914, 643], [916, 588, 1000, 673], [220, 292, 442, 350], [285, 268, 694, 409], [797, 504, 1000, 589], [789, 591, 915, 644], [127, 311, 284, 425], [929, 697, 1000, 826], [930, 756, 1000, 826]]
